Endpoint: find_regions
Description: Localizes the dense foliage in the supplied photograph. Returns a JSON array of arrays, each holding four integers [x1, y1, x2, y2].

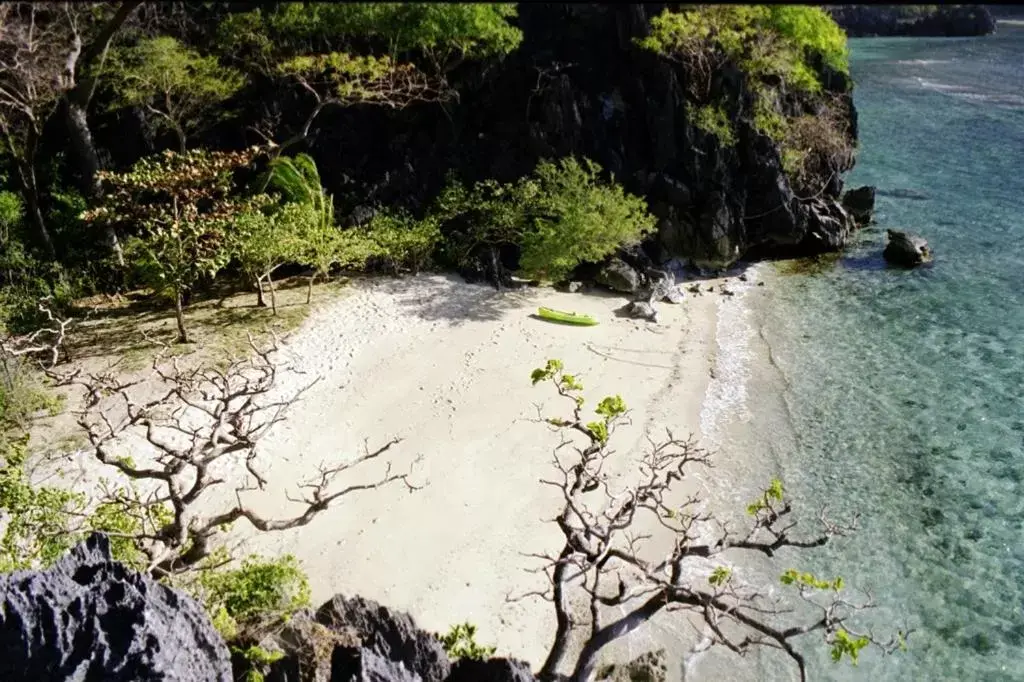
[[435, 157, 655, 282], [82, 146, 273, 342], [104, 36, 246, 152], [639, 5, 853, 191]]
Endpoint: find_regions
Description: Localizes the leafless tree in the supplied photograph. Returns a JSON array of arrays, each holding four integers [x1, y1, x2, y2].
[[0, 297, 74, 370], [513, 360, 909, 682], [67, 333, 419, 578]]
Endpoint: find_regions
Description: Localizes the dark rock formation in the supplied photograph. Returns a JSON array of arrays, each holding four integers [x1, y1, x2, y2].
[[0, 533, 232, 682], [596, 257, 642, 293], [448, 657, 538, 682], [883, 229, 932, 267], [316, 595, 452, 682], [190, 4, 859, 276], [842, 185, 876, 225], [827, 5, 996, 37]]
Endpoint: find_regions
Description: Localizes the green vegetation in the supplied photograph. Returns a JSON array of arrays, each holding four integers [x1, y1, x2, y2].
[[435, 157, 655, 282], [104, 37, 246, 152], [438, 622, 497, 662], [639, 6, 849, 95], [689, 102, 736, 147], [82, 147, 273, 343], [639, 5, 853, 190], [197, 554, 312, 640]]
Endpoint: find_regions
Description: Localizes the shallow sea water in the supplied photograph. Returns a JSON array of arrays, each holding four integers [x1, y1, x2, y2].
[[717, 24, 1024, 682]]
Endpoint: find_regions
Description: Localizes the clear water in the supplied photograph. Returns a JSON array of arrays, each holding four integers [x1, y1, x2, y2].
[[739, 26, 1024, 681]]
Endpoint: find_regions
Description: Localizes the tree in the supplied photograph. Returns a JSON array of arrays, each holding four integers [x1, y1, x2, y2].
[[261, 153, 376, 304], [232, 202, 304, 314], [517, 360, 908, 682], [434, 157, 655, 283], [61, 333, 415, 573], [53, 334, 419, 577], [0, 1, 142, 262], [104, 36, 246, 153], [81, 146, 272, 343], [219, 4, 522, 154]]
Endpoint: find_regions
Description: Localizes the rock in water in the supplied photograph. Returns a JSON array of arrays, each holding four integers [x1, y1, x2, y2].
[[842, 185, 876, 225], [0, 533, 232, 682], [596, 257, 641, 294], [883, 229, 932, 267]]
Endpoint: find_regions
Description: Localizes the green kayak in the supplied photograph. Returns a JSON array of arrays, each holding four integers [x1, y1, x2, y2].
[[537, 307, 599, 326]]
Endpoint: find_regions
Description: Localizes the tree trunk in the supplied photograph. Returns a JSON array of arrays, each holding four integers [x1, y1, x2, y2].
[[268, 275, 278, 316], [306, 272, 316, 305], [64, 99, 124, 266], [174, 289, 189, 344], [61, 0, 143, 267], [538, 547, 574, 680], [13, 162, 56, 259], [255, 276, 266, 307]]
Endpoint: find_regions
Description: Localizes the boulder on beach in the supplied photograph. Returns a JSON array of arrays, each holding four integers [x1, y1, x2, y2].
[[883, 229, 932, 267], [596, 257, 642, 294]]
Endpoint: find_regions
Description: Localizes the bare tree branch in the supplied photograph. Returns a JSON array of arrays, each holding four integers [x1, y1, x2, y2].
[[61, 332, 420, 578], [512, 361, 908, 682]]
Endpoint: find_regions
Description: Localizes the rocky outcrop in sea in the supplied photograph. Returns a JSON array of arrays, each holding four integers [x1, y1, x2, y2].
[[827, 5, 996, 37]]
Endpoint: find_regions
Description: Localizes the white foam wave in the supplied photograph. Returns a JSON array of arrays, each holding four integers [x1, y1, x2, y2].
[[698, 265, 761, 449], [915, 77, 973, 92], [896, 59, 952, 65]]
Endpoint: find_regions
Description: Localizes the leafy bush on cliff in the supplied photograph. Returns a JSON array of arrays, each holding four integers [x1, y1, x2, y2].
[[639, 6, 853, 192], [218, 3, 522, 69], [435, 157, 655, 282], [196, 554, 312, 641], [639, 5, 849, 96]]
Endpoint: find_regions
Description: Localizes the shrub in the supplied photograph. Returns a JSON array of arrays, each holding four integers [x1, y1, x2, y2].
[[0, 435, 173, 573], [434, 157, 655, 282], [360, 210, 441, 274], [438, 621, 496, 662], [0, 436, 84, 572], [519, 158, 655, 281], [196, 554, 312, 641], [638, 6, 849, 96], [688, 102, 737, 146], [780, 100, 855, 194]]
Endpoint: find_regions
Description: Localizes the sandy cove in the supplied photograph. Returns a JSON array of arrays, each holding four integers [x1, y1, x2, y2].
[[216, 271, 750, 670], [45, 270, 756, 672]]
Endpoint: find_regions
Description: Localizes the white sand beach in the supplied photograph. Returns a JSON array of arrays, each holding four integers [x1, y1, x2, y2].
[[45, 270, 762, 673], [232, 272, 746, 668]]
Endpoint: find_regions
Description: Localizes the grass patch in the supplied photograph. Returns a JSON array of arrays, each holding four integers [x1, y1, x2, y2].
[[65, 275, 350, 370]]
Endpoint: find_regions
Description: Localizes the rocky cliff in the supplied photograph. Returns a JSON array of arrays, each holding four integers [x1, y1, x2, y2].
[[827, 5, 996, 37], [1, 535, 672, 681], [0, 536, 555, 682], [221, 4, 858, 273]]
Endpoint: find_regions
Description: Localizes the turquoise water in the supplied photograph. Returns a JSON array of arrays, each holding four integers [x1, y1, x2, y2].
[[747, 26, 1024, 681]]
